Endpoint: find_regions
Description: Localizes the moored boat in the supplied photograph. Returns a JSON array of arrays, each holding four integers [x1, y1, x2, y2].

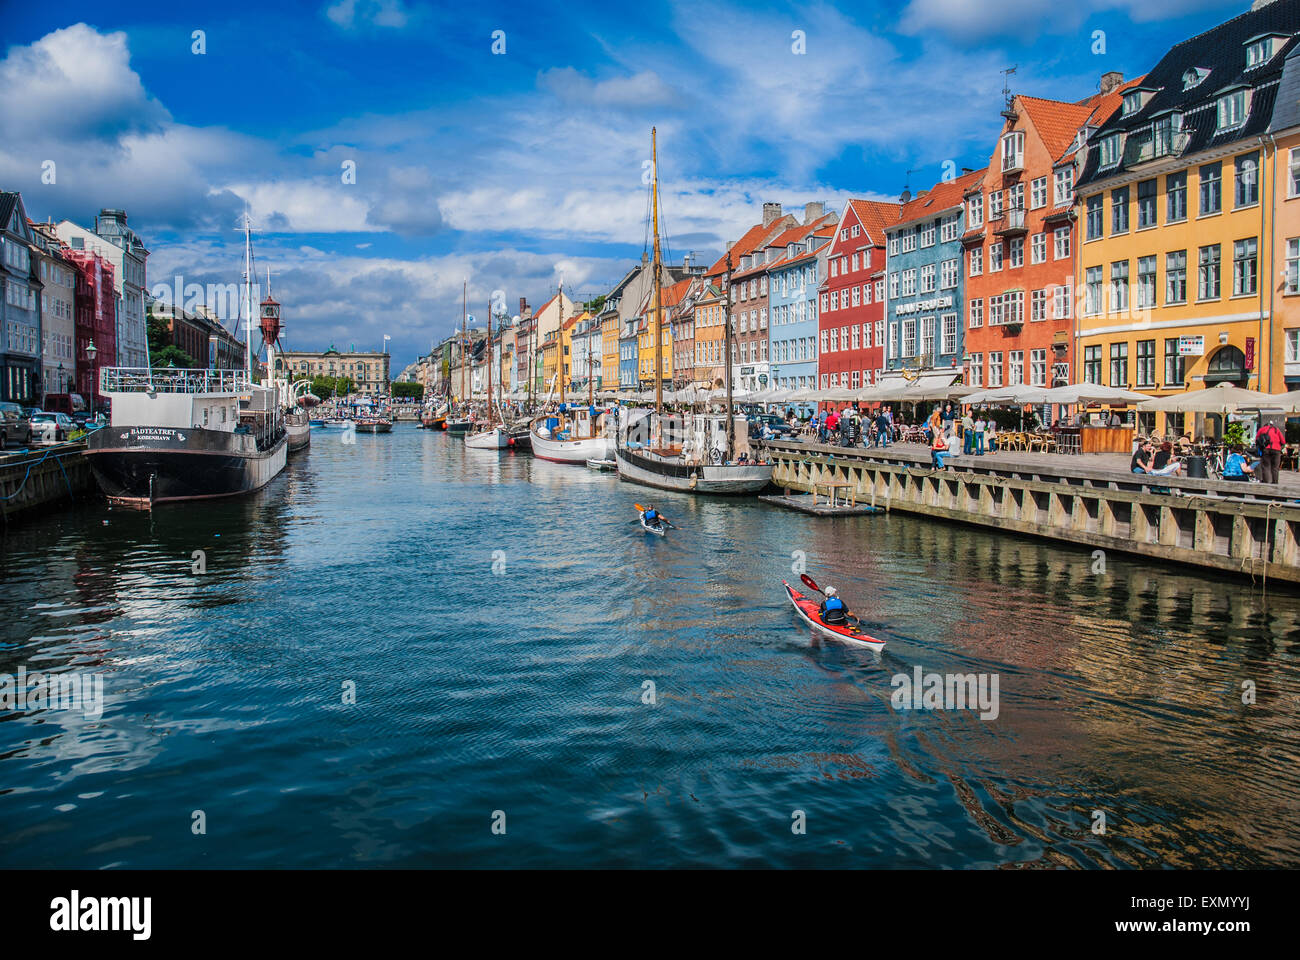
[[529, 405, 610, 463], [615, 409, 771, 494], [464, 424, 508, 449]]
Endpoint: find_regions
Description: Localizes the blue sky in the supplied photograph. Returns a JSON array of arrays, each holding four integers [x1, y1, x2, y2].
[[1, 0, 1238, 368]]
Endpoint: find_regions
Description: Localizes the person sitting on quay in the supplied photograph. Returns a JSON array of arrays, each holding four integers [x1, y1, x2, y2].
[[1151, 441, 1183, 476], [931, 429, 950, 469], [1131, 439, 1155, 474], [1222, 444, 1254, 481]]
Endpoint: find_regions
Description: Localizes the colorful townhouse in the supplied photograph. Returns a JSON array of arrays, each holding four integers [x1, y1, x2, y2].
[[0, 192, 41, 405], [29, 221, 77, 402], [1074, 0, 1299, 434], [769, 221, 837, 394], [964, 75, 1138, 392], [818, 199, 899, 391], [636, 277, 690, 392], [1269, 40, 1300, 391], [884, 169, 985, 387]]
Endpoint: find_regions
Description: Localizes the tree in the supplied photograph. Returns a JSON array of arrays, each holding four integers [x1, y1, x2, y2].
[[147, 311, 172, 358], [153, 345, 197, 369], [392, 381, 423, 400]]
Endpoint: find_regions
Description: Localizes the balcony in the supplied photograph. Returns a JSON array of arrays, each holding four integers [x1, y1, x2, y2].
[[993, 208, 1027, 236], [1001, 153, 1024, 175]]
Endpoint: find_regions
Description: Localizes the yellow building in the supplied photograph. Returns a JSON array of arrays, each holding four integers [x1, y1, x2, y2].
[[636, 278, 689, 388], [1074, 7, 1295, 435], [693, 282, 726, 388], [601, 312, 620, 392]]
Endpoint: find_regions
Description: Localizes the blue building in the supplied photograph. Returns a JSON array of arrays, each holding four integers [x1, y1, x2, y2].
[[768, 230, 833, 401], [883, 169, 984, 386], [0, 192, 42, 405], [619, 315, 639, 392]]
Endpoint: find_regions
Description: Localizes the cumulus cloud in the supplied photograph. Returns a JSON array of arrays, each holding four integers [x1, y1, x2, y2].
[[324, 0, 419, 30]]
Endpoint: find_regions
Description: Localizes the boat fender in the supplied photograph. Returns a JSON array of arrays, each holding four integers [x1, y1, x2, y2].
[[689, 474, 698, 489], [537, 427, 551, 438]]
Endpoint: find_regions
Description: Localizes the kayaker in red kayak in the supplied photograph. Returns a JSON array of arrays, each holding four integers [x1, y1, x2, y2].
[[819, 586, 850, 625]]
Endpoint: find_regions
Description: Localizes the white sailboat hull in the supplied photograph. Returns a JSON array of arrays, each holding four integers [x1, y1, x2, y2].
[[464, 426, 508, 449], [530, 430, 611, 463]]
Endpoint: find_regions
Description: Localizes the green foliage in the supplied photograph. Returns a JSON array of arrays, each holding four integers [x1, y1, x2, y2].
[[392, 381, 423, 400], [152, 345, 197, 369], [1224, 422, 1250, 448], [584, 295, 606, 314], [309, 375, 354, 401], [147, 312, 172, 358]]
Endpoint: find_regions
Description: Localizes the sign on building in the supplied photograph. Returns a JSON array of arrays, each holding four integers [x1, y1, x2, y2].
[[1177, 335, 1204, 356]]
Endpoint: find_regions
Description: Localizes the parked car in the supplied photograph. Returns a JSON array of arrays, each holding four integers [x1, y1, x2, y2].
[[0, 401, 33, 450], [42, 393, 89, 418], [29, 412, 75, 444], [747, 412, 795, 439]]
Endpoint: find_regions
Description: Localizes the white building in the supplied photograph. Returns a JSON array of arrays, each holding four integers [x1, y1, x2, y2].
[[57, 210, 149, 367]]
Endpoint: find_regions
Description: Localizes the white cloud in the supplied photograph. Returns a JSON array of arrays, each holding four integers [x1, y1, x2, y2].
[[538, 68, 680, 109], [899, 0, 1226, 42], [324, 0, 418, 30]]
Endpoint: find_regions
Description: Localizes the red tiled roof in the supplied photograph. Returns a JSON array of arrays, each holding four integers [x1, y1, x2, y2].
[[896, 167, 986, 227], [1016, 76, 1148, 165], [706, 217, 791, 277], [846, 199, 902, 245]]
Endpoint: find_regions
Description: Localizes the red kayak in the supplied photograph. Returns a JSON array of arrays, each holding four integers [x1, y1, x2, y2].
[[782, 580, 885, 649]]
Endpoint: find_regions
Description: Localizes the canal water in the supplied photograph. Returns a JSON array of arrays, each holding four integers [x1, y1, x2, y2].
[[1, 424, 1298, 868]]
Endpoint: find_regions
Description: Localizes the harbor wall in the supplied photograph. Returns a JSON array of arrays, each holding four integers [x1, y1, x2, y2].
[[0, 444, 96, 525], [762, 441, 1300, 585]]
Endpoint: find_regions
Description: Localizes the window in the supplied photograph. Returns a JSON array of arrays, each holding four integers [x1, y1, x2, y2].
[[1198, 244, 1221, 300], [1031, 177, 1048, 209], [968, 353, 983, 386], [941, 314, 957, 355], [968, 194, 984, 227], [1183, 67, 1209, 90], [851, 286, 861, 306], [1165, 338, 1185, 387], [920, 223, 936, 248], [1054, 168, 1074, 206], [1008, 183, 1024, 213], [989, 294, 1005, 326], [920, 263, 936, 293], [940, 259, 958, 289], [1031, 233, 1046, 264], [1006, 290, 1024, 324], [1009, 350, 1024, 385], [820, 330, 828, 353], [1053, 282, 1072, 319], [1031, 288, 1047, 321], [1030, 349, 1047, 387], [1166, 171, 1187, 222], [862, 283, 871, 304], [1098, 135, 1121, 167], [1122, 90, 1143, 116], [989, 190, 1004, 220], [851, 225, 860, 238], [1085, 266, 1103, 315], [940, 216, 959, 243], [889, 237, 899, 256], [1287, 238, 1300, 294], [1217, 90, 1247, 131], [1289, 150, 1300, 198], [989, 351, 1003, 387], [1008, 237, 1024, 268], [830, 291, 838, 311], [1136, 256, 1156, 309], [1110, 260, 1129, 313], [1200, 162, 1222, 215], [969, 298, 983, 328], [1233, 237, 1258, 296], [969, 247, 983, 276], [989, 243, 1003, 272], [1001, 131, 1025, 171], [1111, 187, 1129, 234], [902, 319, 916, 357], [1110, 342, 1129, 387], [1235, 152, 1259, 208], [889, 273, 899, 298], [902, 269, 917, 296], [1084, 345, 1102, 384], [1054, 226, 1071, 260], [830, 328, 839, 352], [1136, 179, 1157, 228], [902, 231, 917, 253], [875, 281, 884, 302], [1086, 195, 1103, 240], [1135, 340, 1156, 388], [1166, 250, 1187, 304], [920, 316, 935, 358], [875, 317, 884, 344], [1247, 37, 1275, 68]]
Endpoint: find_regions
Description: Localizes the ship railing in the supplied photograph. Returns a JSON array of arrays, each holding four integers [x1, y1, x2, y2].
[[99, 367, 254, 395]]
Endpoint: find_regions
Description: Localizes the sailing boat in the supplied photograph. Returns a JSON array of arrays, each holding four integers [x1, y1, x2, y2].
[[612, 129, 772, 495], [529, 281, 612, 463], [464, 295, 508, 449], [447, 283, 474, 433]]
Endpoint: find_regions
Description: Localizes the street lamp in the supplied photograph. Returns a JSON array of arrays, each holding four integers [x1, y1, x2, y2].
[[85, 341, 97, 362]]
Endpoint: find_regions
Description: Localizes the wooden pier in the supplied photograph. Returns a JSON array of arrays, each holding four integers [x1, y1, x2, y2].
[[759, 493, 884, 517], [0, 442, 96, 525], [761, 440, 1300, 585]]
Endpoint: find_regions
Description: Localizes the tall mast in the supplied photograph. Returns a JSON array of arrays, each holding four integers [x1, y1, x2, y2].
[[461, 282, 467, 407], [651, 127, 663, 414], [558, 280, 566, 405], [243, 215, 253, 383], [587, 318, 593, 408], [487, 297, 493, 420], [724, 252, 735, 455]]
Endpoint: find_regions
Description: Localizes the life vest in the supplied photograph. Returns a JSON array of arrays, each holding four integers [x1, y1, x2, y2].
[[644, 510, 657, 520], [824, 597, 845, 612]]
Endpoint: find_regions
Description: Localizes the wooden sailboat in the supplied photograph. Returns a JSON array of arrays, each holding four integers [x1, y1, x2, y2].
[[529, 280, 611, 463], [465, 296, 508, 449], [613, 128, 772, 495]]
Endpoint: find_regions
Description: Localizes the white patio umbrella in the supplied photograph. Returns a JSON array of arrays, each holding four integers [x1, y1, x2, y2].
[[1040, 382, 1148, 405], [961, 384, 1050, 405], [1136, 382, 1286, 414]]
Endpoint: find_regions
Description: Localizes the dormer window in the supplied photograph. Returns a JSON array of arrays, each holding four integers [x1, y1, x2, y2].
[[1217, 89, 1249, 131], [1122, 91, 1142, 116], [1098, 134, 1121, 168], [1245, 35, 1284, 69], [1183, 67, 1210, 90]]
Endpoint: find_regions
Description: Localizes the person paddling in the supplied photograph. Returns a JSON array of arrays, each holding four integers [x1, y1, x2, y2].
[[819, 585, 850, 625]]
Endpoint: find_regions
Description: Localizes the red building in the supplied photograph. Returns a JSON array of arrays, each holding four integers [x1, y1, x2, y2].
[[963, 74, 1140, 392], [64, 250, 116, 407], [818, 199, 900, 392]]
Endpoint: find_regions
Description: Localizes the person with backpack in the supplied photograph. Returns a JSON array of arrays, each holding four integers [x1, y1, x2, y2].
[[1255, 420, 1284, 485]]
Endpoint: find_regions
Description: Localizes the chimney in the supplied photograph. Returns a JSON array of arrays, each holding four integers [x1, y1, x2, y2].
[[725, 240, 735, 251], [916, 189, 929, 199], [899, 188, 912, 204], [762, 202, 783, 226], [803, 201, 825, 224], [1100, 71, 1124, 95], [519, 297, 528, 317]]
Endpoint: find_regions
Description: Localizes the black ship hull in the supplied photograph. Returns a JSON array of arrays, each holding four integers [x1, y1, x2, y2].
[[86, 425, 288, 507]]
